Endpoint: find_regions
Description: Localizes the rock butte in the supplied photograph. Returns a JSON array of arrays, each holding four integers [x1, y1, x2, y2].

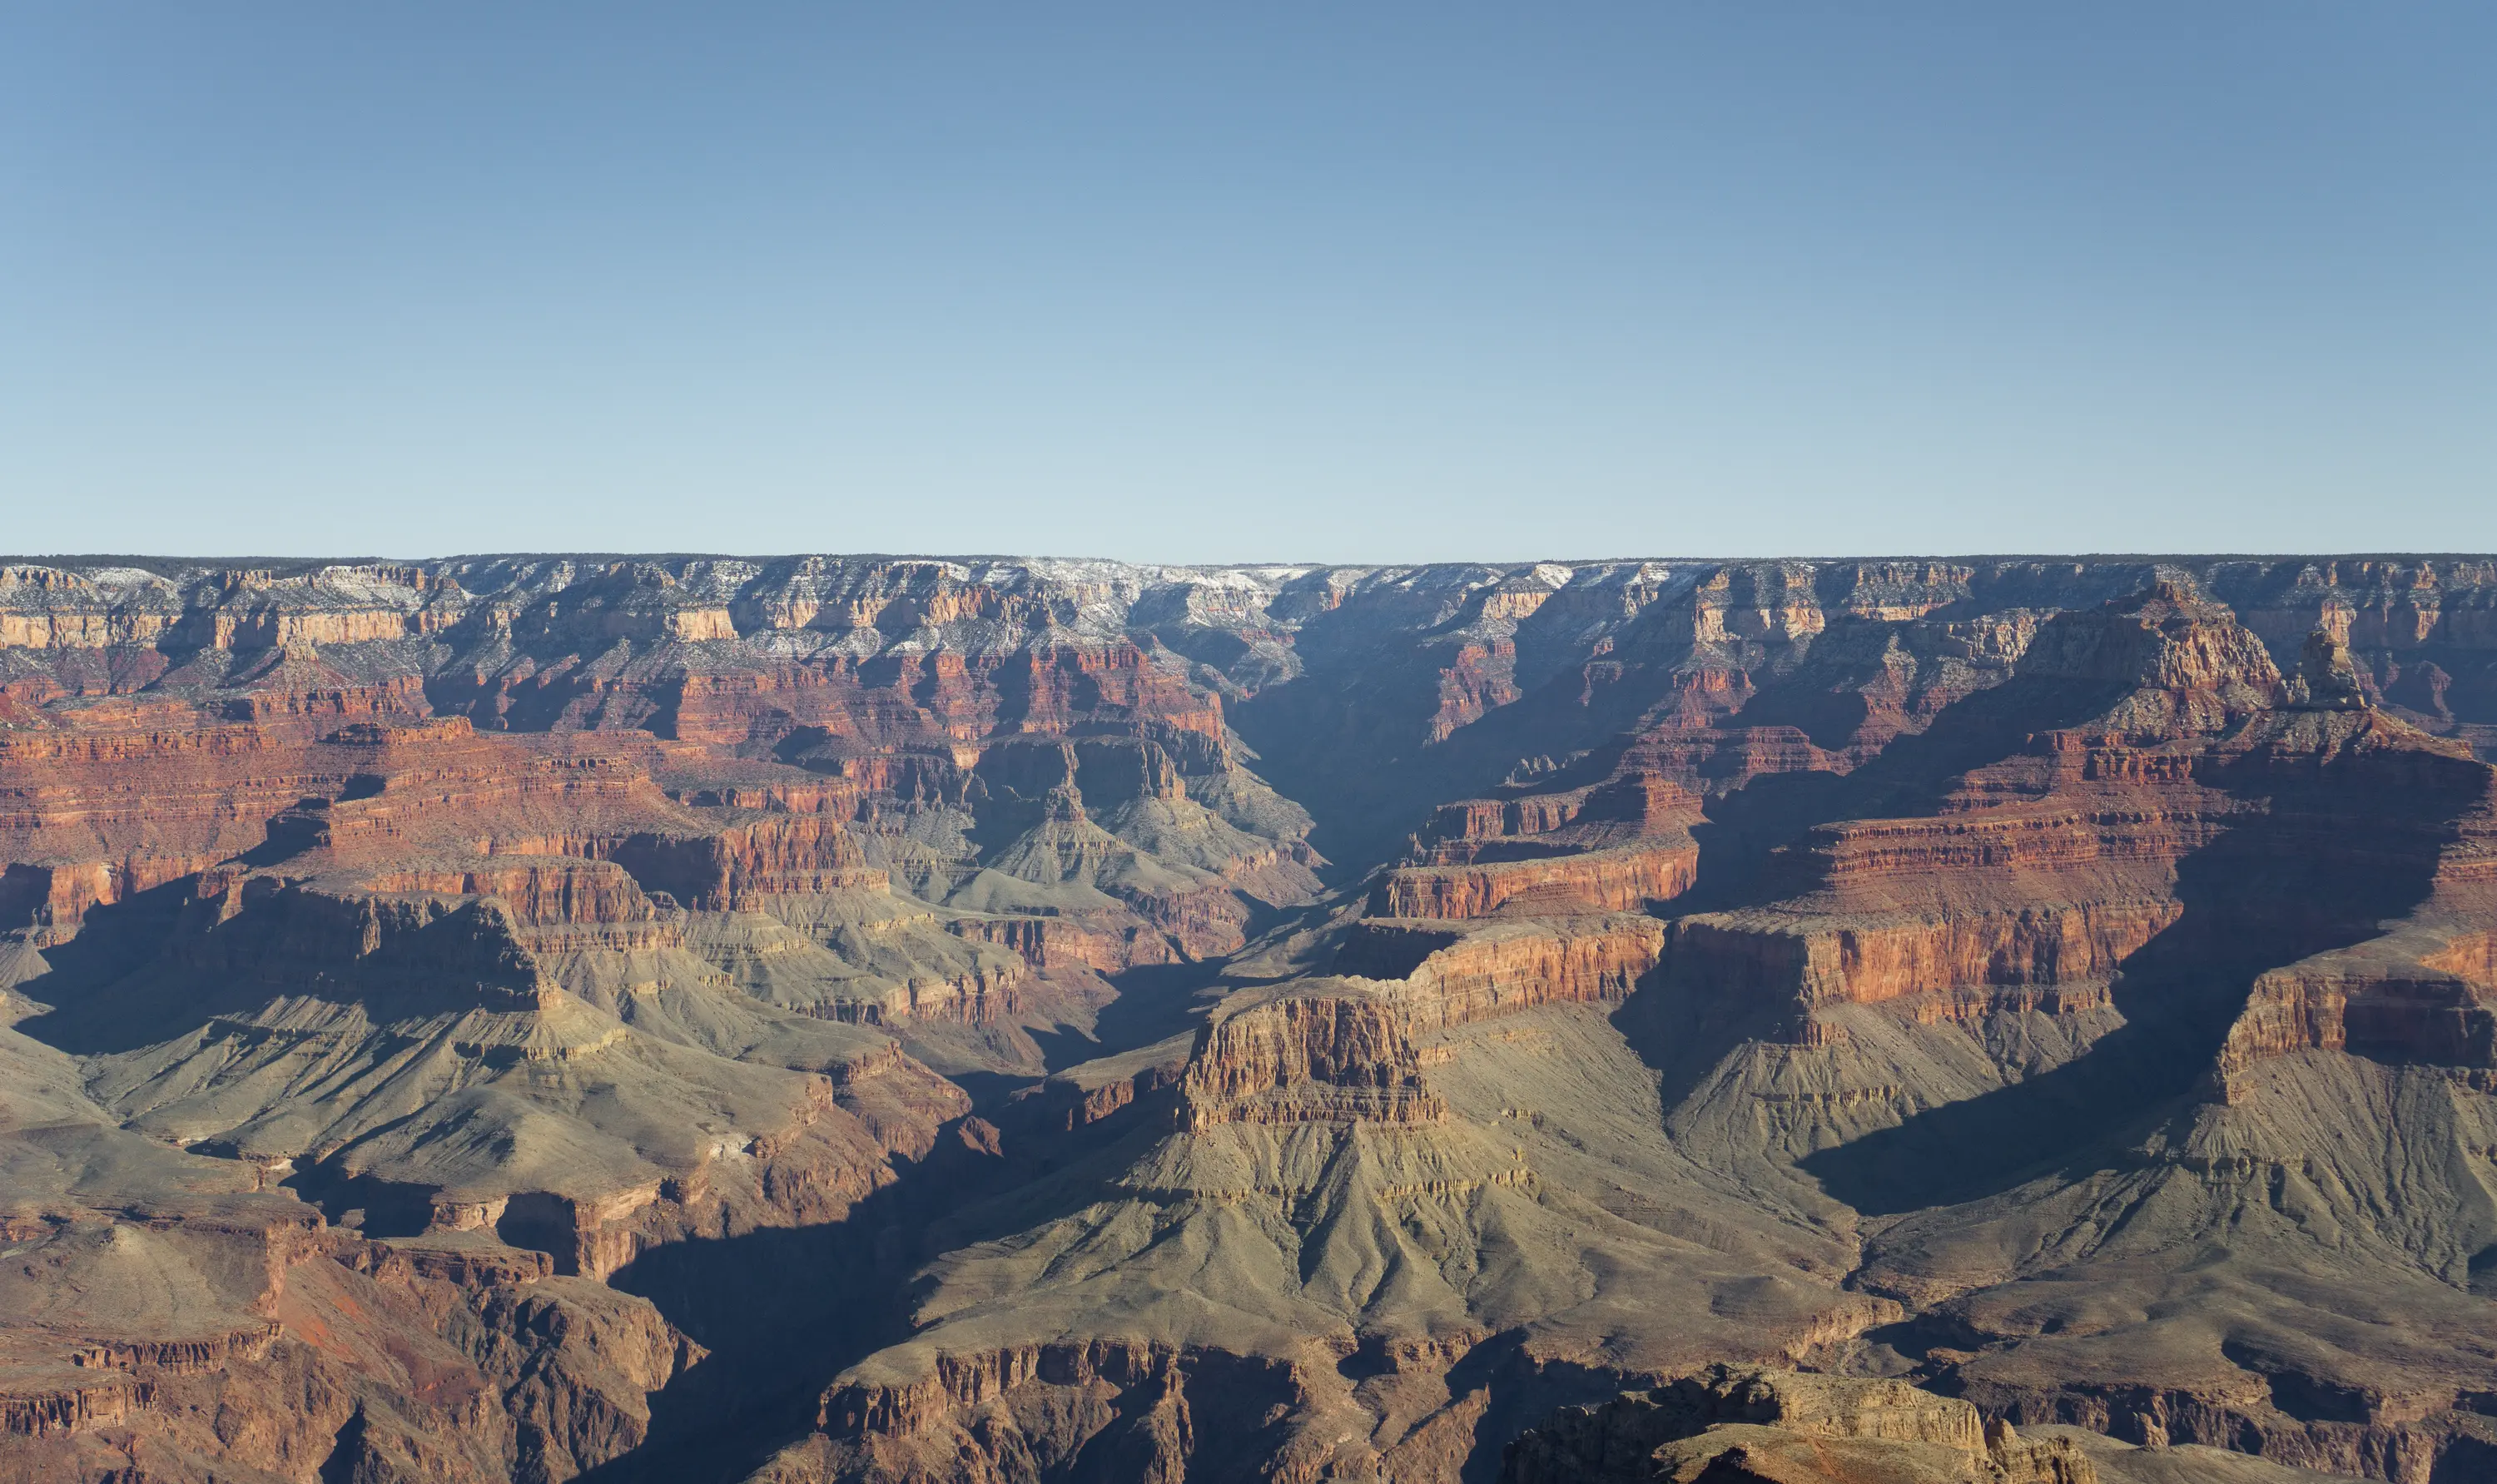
[[0, 553, 2490, 1483]]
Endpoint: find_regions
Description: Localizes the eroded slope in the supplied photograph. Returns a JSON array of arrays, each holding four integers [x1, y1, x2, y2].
[[2, 555, 2495, 1483]]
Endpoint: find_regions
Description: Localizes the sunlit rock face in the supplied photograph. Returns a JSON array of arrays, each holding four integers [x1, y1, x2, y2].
[[2, 554, 2495, 1484]]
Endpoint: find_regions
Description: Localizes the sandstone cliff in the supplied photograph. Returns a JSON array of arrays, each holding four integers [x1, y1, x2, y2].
[[6, 554, 2497, 1484]]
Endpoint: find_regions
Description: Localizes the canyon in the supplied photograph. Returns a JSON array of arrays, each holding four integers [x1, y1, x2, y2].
[[0, 553, 2492, 1483]]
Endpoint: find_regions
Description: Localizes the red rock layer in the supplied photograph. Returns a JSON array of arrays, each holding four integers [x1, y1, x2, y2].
[[1175, 990, 1447, 1129], [1642, 586, 2347, 1045], [1184, 915, 1665, 1128], [10, 558, 2497, 1484], [356, 859, 660, 928], [1395, 915, 1667, 1029], [1374, 838, 1697, 920], [1666, 901, 2178, 1040], [1409, 775, 1694, 862], [606, 815, 882, 910], [0, 1194, 702, 1482]]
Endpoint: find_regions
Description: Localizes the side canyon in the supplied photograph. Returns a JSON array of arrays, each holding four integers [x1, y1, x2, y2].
[[0, 553, 2493, 1484]]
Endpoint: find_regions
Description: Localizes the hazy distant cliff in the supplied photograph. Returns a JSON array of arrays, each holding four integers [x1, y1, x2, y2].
[[2, 553, 2493, 1484]]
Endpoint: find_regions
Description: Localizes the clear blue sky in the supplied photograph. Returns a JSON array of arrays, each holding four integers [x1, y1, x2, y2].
[[3, 4, 2490, 562]]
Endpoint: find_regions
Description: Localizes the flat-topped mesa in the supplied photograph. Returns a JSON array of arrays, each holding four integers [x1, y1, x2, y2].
[[648, 747, 869, 814], [1664, 904, 2161, 1042], [1177, 912, 1663, 1127], [1373, 839, 1697, 921], [1338, 914, 1667, 1027], [2209, 759, 2497, 1091], [1174, 985, 1447, 1129], [212, 671, 432, 726], [1409, 773, 1695, 864], [1799, 802, 2226, 894], [1656, 853, 2181, 1048], [2215, 931, 2497, 1097], [1374, 772, 1699, 921], [1660, 797, 2226, 1041]]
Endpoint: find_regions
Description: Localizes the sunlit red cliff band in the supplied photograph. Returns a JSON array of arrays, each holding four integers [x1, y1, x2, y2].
[[0, 555, 2492, 1482]]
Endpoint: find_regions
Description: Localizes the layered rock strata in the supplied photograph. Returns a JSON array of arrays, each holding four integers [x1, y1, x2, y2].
[[1502, 1365, 2099, 1483], [5, 555, 2497, 1484]]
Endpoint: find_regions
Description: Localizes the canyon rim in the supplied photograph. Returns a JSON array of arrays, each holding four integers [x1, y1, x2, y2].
[[0, 553, 2492, 1484]]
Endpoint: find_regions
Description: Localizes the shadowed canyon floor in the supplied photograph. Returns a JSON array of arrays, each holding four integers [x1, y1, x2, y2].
[[1, 554, 2495, 1482]]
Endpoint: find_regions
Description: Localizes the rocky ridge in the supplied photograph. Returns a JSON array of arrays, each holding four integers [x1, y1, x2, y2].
[[0, 553, 2493, 1482]]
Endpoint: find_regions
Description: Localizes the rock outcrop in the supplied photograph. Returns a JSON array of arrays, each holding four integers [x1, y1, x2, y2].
[[1503, 1366, 2098, 1483], [6, 554, 2497, 1484]]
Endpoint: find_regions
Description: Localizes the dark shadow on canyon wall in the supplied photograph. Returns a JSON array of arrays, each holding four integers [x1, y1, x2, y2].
[[575, 1087, 1185, 1483], [1682, 673, 2138, 915], [570, 1197, 904, 1484], [1800, 767, 2457, 1217]]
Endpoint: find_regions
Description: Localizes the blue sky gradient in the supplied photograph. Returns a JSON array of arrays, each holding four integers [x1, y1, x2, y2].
[[3, 3, 2490, 560]]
